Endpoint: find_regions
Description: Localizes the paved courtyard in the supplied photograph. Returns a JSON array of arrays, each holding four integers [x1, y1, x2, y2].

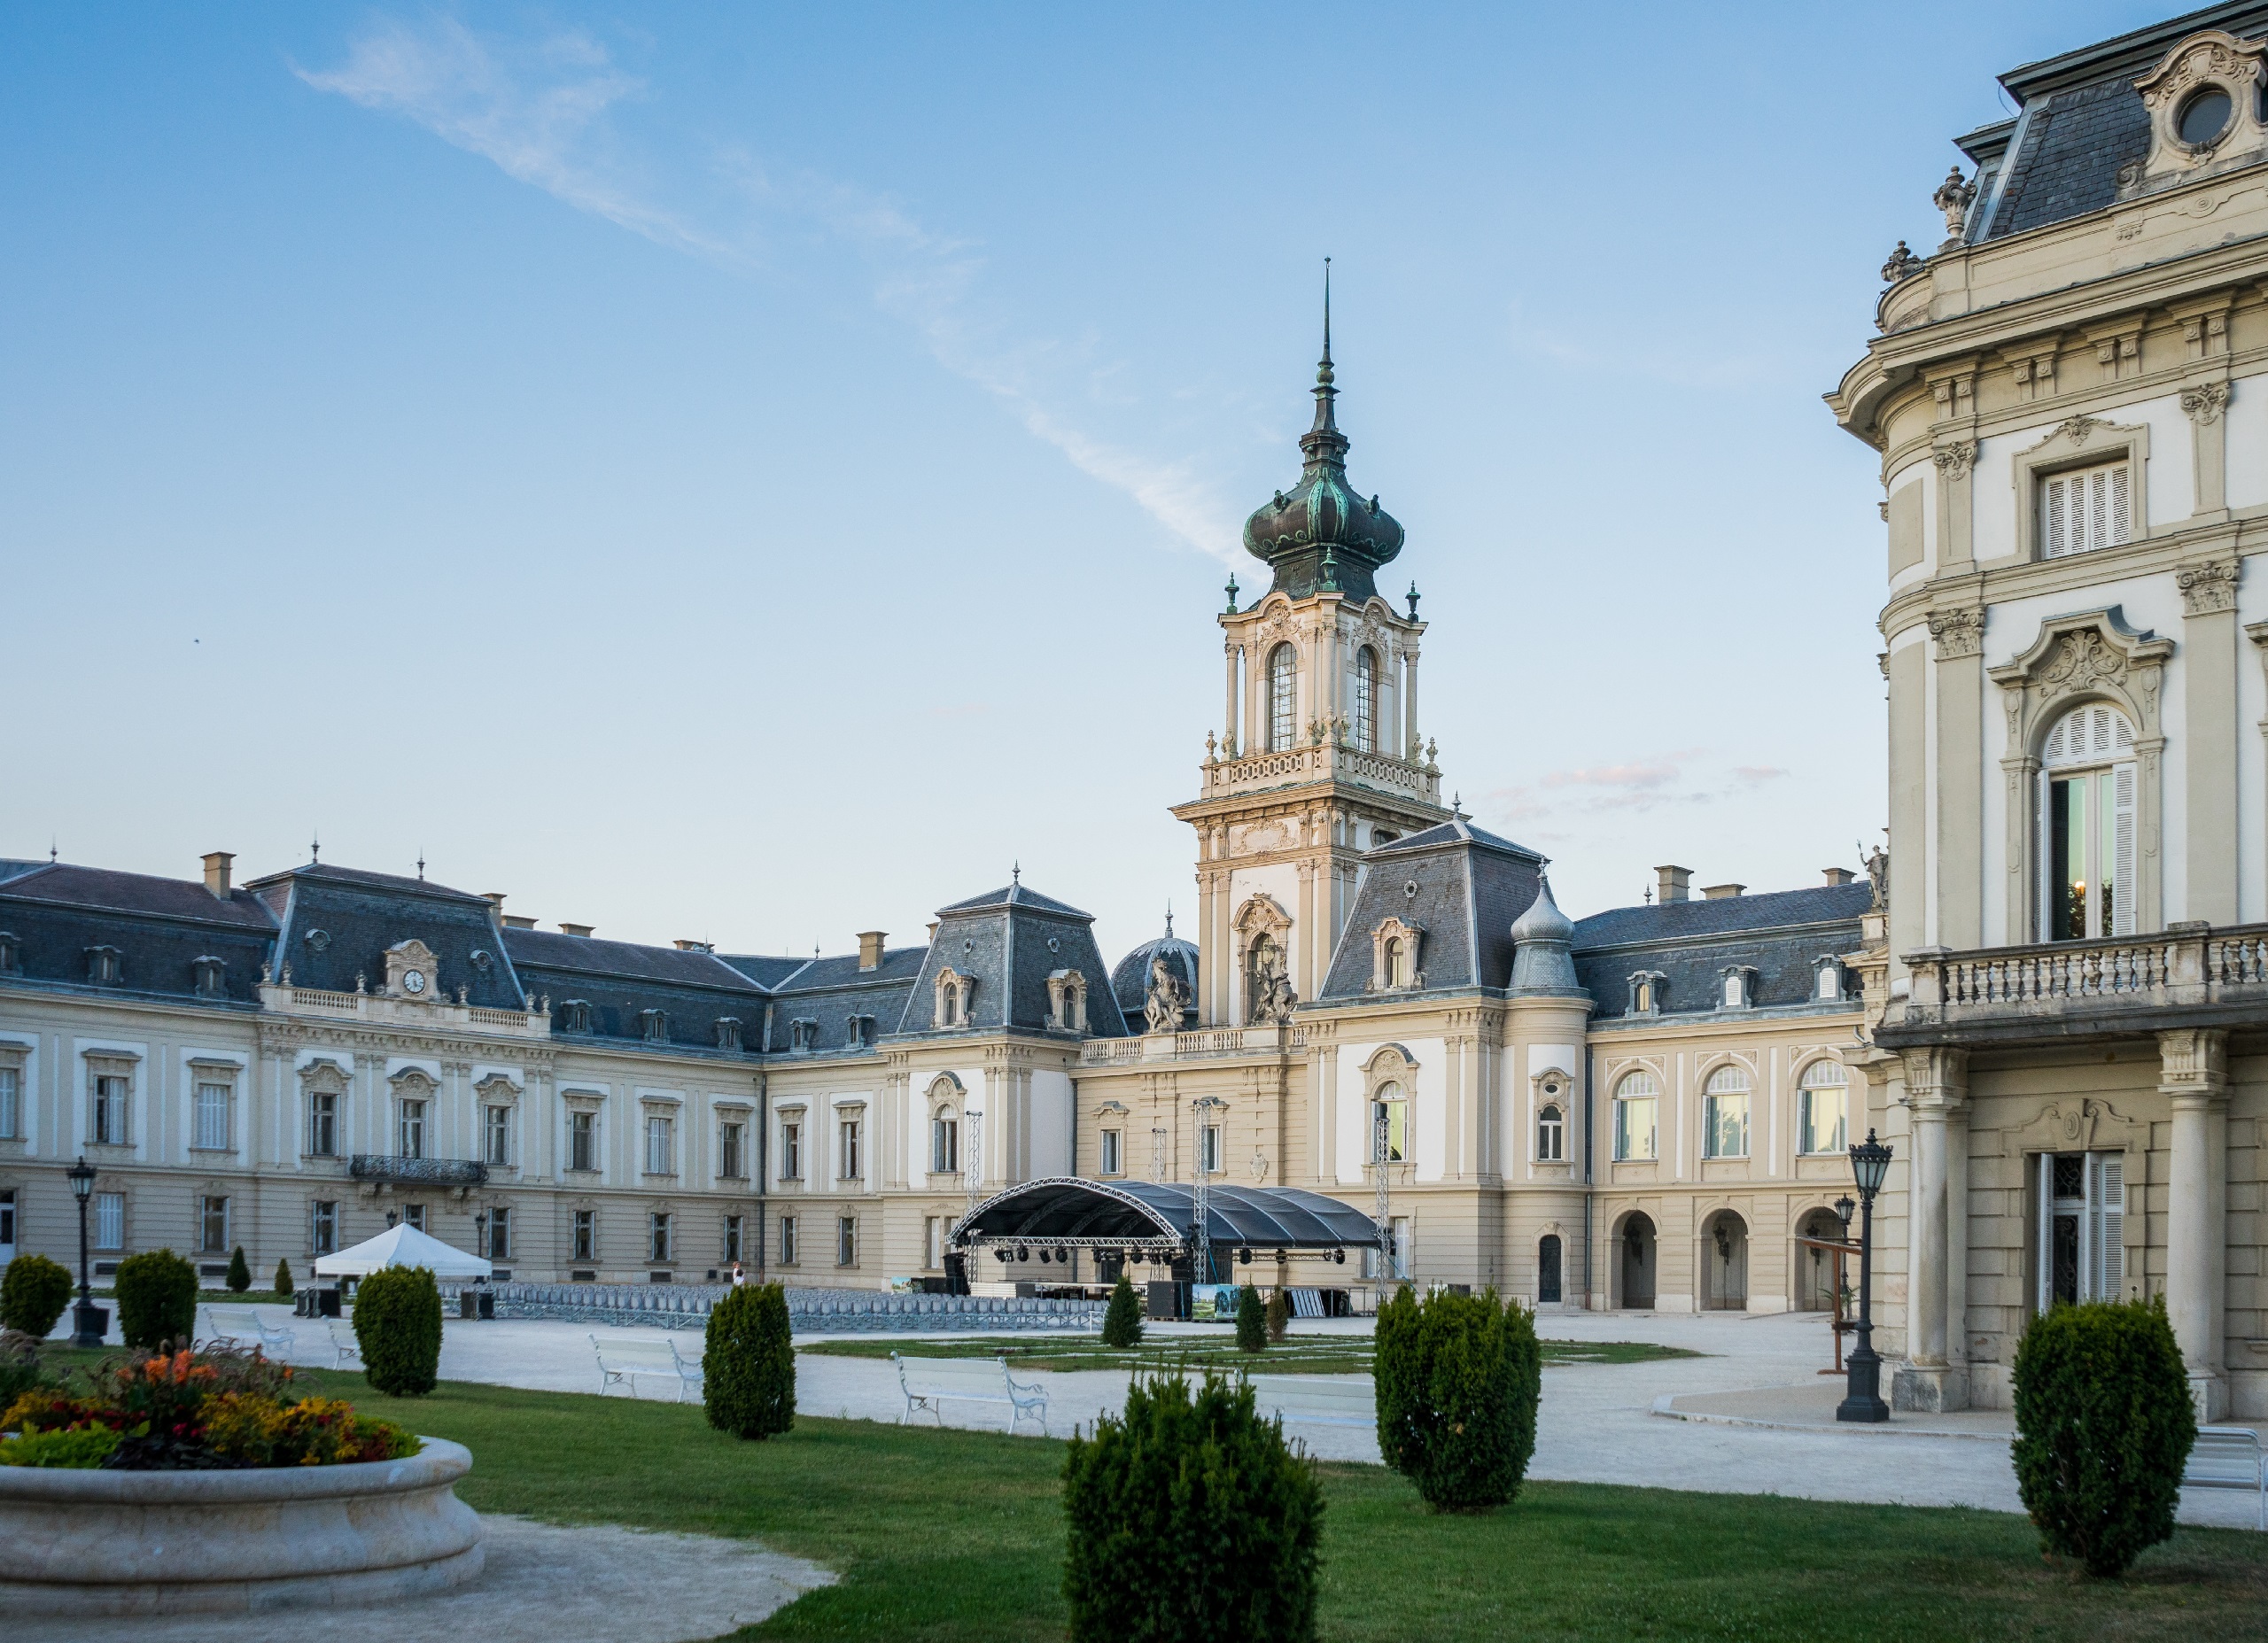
[[164, 1299, 2264, 1531]]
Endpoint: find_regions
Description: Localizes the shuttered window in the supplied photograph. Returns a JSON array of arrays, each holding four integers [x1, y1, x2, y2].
[[2040, 461, 2132, 558], [2038, 1151, 2126, 1307]]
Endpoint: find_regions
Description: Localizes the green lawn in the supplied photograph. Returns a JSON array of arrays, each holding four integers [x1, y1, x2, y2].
[[30, 1349, 2268, 1639], [796, 1332, 1697, 1376]]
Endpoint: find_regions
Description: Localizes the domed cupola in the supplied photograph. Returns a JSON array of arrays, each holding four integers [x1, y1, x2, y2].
[[1110, 911, 1200, 1034], [1509, 876, 1581, 995], [1240, 269, 1404, 602]]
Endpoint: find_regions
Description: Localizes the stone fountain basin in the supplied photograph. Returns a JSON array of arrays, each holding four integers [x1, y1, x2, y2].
[[0, 1436, 484, 1615]]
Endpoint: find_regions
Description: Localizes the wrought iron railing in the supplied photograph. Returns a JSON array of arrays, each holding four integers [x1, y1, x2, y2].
[[348, 1154, 488, 1186]]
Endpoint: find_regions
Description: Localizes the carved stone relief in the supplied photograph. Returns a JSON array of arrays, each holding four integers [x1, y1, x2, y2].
[[2179, 559, 2240, 616], [1927, 607, 1984, 660]]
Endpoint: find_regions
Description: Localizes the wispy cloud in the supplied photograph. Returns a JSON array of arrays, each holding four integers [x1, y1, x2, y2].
[[1483, 749, 1788, 825], [299, 17, 1242, 562]]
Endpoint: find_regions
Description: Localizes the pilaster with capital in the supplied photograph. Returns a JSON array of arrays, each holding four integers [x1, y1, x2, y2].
[[1894, 1045, 1969, 1412], [2160, 1027, 2230, 1418]]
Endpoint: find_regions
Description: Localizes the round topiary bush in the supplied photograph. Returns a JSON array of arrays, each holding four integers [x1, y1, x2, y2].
[[1236, 1283, 1267, 1352], [703, 1281, 794, 1440], [1374, 1284, 1542, 1513], [226, 1246, 252, 1294], [1062, 1373, 1324, 1642], [114, 1249, 198, 1350], [1100, 1271, 1144, 1349], [353, 1266, 443, 1397], [2013, 1296, 2196, 1577], [0, 1253, 74, 1339], [274, 1258, 294, 1298]]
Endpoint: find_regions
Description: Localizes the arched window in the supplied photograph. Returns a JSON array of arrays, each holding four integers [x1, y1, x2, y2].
[[1612, 1070, 1658, 1161], [1372, 1080, 1408, 1164], [1702, 1065, 1750, 1159], [1384, 936, 1407, 988], [1536, 1103, 1565, 1163], [2040, 702, 2136, 941], [1353, 646, 1379, 751], [1267, 643, 1298, 751], [1798, 1059, 1848, 1156]]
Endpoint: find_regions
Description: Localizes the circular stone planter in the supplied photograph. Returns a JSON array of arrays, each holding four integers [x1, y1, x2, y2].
[[0, 1436, 484, 1616]]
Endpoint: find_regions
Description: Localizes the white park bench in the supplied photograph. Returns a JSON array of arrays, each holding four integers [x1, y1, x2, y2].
[[2185, 1426, 2268, 1528], [328, 1321, 364, 1368], [591, 1333, 705, 1402], [891, 1352, 1049, 1433], [1246, 1374, 1375, 1433], [200, 1306, 294, 1357]]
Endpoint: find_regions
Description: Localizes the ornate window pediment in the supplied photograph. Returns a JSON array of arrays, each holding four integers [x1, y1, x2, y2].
[[1045, 968, 1087, 1034], [1370, 917, 1424, 991], [472, 1072, 522, 1105], [934, 967, 975, 1029], [2120, 30, 2268, 200], [388, 1066, 439, 1099]]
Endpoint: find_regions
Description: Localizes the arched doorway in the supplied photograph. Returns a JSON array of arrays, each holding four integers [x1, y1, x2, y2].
[[1795, 1208, 1844, 1313], [1537, 1234, 1563, 1305], [1701, 1211, 1749, 1311], [1618, 1213, 1656, 1309]]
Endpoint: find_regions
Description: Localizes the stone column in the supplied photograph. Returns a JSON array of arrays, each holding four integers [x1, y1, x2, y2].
[[1223, 642, 1239, 753], [1929, 606, 1985, 949], [2161, 1027, 2230, 1419], [1402, 647, 1419, 755], [1893, 1044, 1969, 1412], [2181, 559, 2241, 925]]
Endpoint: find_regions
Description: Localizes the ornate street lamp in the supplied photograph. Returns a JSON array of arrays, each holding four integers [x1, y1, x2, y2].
[[66, 1156, 105, 1347], [1836, 1131, 1894, 1423]]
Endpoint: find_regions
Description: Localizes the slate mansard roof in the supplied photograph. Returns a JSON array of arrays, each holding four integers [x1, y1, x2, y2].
[[1318, 818, 1546, 1000], [0, 861, 282, 1006], [1570, 883, 1872, 1022], [903, 880, 1129, 1040], [1959, 4, 2268, 244]]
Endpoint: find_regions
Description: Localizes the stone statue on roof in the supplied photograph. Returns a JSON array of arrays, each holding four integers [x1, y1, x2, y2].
[[1145, 956, 1191, 1035]]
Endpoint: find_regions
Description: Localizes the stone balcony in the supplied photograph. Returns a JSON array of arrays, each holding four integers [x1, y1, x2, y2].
[[348, 1154, 489, 1190], [1081, 1024, 1308, 1066], [1877, 922, 2268, 1048], [1194, 741, 1440, 808], [260, 982, 552, 1039]]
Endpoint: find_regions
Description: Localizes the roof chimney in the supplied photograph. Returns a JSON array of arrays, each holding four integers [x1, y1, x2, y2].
[[502, 914, 537, 929], [484, 891, 507, 914], [1821, 867, 1855, 887], [858, 931, 887, 972], [1655, 865, 1692, 903], [559, 923, 594, 938], [201, 852, 234, 900], [1702, 882, 1747, 900]]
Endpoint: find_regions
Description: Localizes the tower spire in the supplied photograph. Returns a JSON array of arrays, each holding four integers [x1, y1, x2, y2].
[[1309, 258, 1340, 443]]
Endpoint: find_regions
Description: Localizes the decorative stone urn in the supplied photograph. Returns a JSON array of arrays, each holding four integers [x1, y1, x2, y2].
[[0, 1437, 484, 1615]]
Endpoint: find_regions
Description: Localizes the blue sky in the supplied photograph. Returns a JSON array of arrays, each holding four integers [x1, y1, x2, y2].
[[0, 3, 2169, 965]]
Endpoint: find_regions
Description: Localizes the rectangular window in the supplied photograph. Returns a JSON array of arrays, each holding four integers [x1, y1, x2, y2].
[[95, 1190, 124, 1251], [930, 1117, 958, 1174], [645, 1112, 674, 1176], [724, 1213, 743, 1266], [0, 1066, 19, 1139], [924, 1215, 942, 1270], [486, 1206, 512, 1259], [781, 1120, 803, 1181], [719, 1121, 744, 1180], [0, 1190, 14, 1251], [2037, 1151, 2125, 1307], [1099, 1128, 1122, 1176], [649, 1212, 672, 1264], [485, 1105, 511, 1167], [572, 1209, 596, 1262], [401, 1204, 426, 1232], [839, 1116, 862, 1181], [2040, 461, 2132, 558], [1703, 1094, 1749, 1159], [308, 1091, 338, 1157], [1536, 1107, 1565, 1163], [1200, 1124, 1222, 1175], [837, 1215, 858, 1267], [399, 1099, 426, 1159], [1799, 1088, 1848, 1156], [1613, 1097, 1658, 1162], [2047, 764, 2135, 941], [311, 1200, 338, 1256], [200, 1194, 229, 1254], [780, 1214, 799, 1266], [93, 1073, 128, 1144], [194, 1081, 231, 1151], [570, 1110, 596, 1173]]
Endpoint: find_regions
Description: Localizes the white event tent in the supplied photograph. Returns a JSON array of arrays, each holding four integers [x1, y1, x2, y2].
[[313, 1222, 492, 1281]]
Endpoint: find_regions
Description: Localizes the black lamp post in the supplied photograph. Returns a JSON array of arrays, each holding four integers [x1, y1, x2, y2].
[[1837, 1131, 1894, 1423], [66, 1155, 106, 1347]]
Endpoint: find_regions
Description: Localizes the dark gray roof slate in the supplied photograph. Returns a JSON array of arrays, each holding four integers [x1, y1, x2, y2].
[[1570, 884, 1873, 950], [0, 862, 281, 930], [501, 929, 768, 993], [1571, 885, 1868, 1021], [1319, 825, 1541, 999], [937, 883, 1092, 919]]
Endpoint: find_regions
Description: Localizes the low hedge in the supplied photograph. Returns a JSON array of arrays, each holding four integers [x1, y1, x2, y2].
[[353, 1266, 443, 1397], [2013, 1296, 2195, 1577], [115, 1250, 198, 1350], [0, 1252, 74, 1338], [704, 1282, 795, 1440], [1374, 1284, 1542, 1513]]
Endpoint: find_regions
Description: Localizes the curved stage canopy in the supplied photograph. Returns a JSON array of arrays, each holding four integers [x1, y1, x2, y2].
[[953, 1177, 1381, 1252]]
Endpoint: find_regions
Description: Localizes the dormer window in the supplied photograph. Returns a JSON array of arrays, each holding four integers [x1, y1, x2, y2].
[[1627, 971, 1666, 1016], [1813, 956, 1848, 1002], [85, 946, 122, 986], [1046, 970, 1087, 1034], [1371, 918, 1423, 992], [190, 956, 227, 998], [559, 999, 593, 1033], [935, 967, 974, 1029], [788, 1018, 818, 1052], [2179, 86, 2233, 147], [715, 1017, 742, 1051], [0, 932, 19, 974], [1719, 965, 1759, 1010], [638, 1008, 669, 1044]]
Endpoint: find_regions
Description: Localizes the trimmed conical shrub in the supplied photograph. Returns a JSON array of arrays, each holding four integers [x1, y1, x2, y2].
[[275, 1258, 294, 1298], [354, 1266, 443, 1396], [704, 1281, 795, 1439], [1100, 1270, 1144, 1348], [226, 1245, 252, 1293], [2013, 1296, 2195, 1577], [1265, 1288, 1291, 1344], [1374, 1284, 1542, 1513], [1236, 1283, 1267, 1352]]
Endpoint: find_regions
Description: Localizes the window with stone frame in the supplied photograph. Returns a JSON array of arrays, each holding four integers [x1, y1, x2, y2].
[[724, 1213, 744, 1266], [398, 1098, 426, 1160], [781, 1117, 804, 1182], [310, 1199, 338, 1256], [90, 1065, 131, 1145], [485, 1104, 512, 1167], [2039, 460, 2131, 559], [199, 1194, 229, 1254], [1536, 1103, 1565, 1163], [193, 1078, 232, 1151], [644, 1111, 675, 1176], [838, 1113, 863, 1181], [0, 1049, 25, 1140], [1798, 1059, 1849, 1156], [649, 1212, 672, 1265], [780, 1213, 799, 1266], [1702, 1065, 1751, 1159], [572, 1208, 596, 1262], [95, 1190, 125, 1250], [569, 1108, 598, 1173], [1099, 1128, 1123, 1176], [719, 1119, 746, 1180], [307, 1089, 338, 1158], [486, 1206, 512, 1259], [836, 1214, 858, 1267], [1267, 642, 1298, 751], [1371, 1081, 1409, 1165], [1353, 645, 1379, 751], [929, 1110, 959, 1174], [1612, 1069, 1659, 1161]]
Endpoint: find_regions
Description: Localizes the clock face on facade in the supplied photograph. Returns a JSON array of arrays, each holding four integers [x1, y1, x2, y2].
[[402, 969, 427, 996]]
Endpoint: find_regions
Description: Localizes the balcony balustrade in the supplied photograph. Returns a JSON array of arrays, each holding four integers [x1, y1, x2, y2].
[[349, 1154, 489, 1188], [1197, 740, 1439, 807], [1081, 1023, 1308, 1066]]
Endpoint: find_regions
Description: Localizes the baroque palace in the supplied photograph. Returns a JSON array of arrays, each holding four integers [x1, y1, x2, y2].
[[19, 6, 2268, 1418]]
